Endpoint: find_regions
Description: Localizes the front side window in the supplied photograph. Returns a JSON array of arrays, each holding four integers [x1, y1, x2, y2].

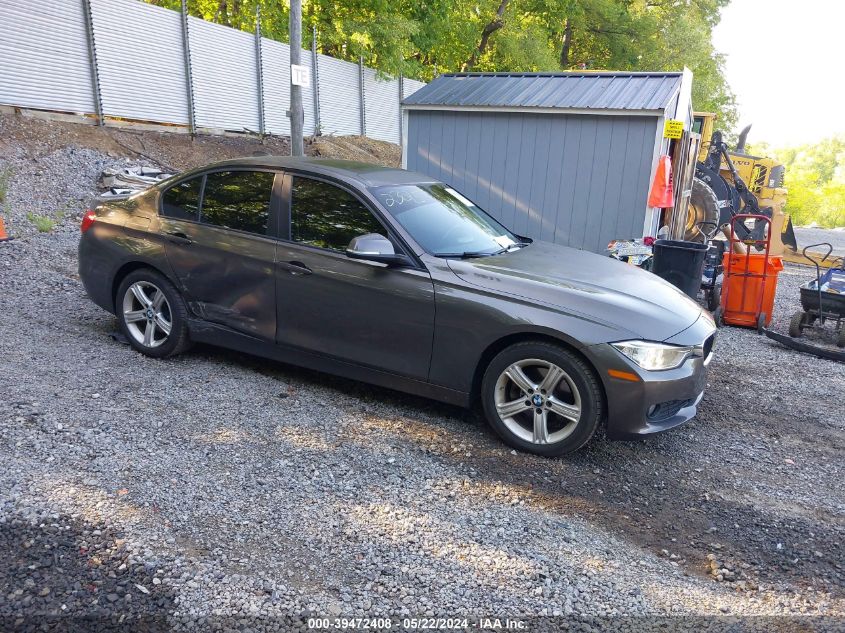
[[370, 184, 518, 256], [161, 176, 202, 221], [291, 177, 385, 251], [200, 171, 274, 235]]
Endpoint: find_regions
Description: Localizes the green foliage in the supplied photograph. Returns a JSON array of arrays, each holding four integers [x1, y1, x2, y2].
[[26, 205, 67, 233], [479, 21, 561, 72], [635, 0, 737, 131], [307, 0, 421, 77], [769, 136, 845, 228], [144, 0, 736, 128], [0, 167, 11, 204], [27, 213, 56, 233], [147, 0, 289, 38]]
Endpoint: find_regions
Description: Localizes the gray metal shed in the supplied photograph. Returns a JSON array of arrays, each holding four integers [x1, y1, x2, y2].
[[401, 71, 694, 253]]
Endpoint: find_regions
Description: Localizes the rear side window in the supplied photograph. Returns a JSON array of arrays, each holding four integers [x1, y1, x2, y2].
[[201, 171, 275, 235], [162, 176, 202, 221], [291, 177, 385, 251]]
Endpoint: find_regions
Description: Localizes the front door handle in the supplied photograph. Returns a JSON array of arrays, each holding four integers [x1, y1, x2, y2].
[[279, 261, 312, 276], [165, 231, 193, 245]]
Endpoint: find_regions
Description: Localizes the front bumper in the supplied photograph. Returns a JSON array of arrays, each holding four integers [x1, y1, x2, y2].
[[589, 315, 715, 440]]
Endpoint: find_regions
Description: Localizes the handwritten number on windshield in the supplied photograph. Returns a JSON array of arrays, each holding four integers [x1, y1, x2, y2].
[[379, 190, 416, 208]]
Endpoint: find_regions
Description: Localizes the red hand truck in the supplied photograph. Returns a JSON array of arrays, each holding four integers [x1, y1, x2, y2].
[[718, 214, 783, 332]]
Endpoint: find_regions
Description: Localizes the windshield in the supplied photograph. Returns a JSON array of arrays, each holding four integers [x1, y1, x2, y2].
[[370, 184, 520, 257]]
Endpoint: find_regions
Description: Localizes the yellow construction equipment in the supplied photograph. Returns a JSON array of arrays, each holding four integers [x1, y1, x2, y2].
[[686, 112, 798, 257]]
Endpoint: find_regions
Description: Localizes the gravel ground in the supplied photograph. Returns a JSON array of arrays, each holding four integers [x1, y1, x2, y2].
[[1, 117, 844, 631]]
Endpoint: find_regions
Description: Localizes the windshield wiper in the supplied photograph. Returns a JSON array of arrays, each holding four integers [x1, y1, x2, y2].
[[434, 243, 531, 259], [434, 241, 531, 259], [432, 251, 493, 259], [488, 242, 531, 256]]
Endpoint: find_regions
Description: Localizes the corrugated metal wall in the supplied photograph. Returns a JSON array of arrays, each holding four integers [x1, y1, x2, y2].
[[0, 0, 415, 142], [91, 0, 189, 124], [0, 0, 95, 114], [363, 68, 399, 143], [317, 55, 362, 136], [402, 79, 427, 99], [406, 110, 657, 253], [260, 39, 292, 136], [188, 17, 261, 132], [260, 41, 317, 136]]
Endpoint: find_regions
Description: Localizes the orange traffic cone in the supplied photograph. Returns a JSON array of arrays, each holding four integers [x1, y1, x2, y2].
[[647, 155, 674, 208], [0, 216, 10, 242]]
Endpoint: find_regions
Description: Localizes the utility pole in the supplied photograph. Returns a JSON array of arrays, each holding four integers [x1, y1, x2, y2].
[[289, 0, 304, 156]]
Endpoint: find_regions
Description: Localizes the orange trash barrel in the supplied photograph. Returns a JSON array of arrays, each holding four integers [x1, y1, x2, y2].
[[720, 253, 784, 327]]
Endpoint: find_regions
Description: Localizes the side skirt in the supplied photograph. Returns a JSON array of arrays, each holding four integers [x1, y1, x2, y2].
[[186, 320, 472, 407]]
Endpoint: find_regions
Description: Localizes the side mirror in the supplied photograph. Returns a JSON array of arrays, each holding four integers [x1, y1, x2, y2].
[[346, 233, 410, 266]]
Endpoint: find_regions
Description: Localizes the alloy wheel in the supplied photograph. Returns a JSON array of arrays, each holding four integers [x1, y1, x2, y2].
[[493, 358, 582, 445], [122, 281, 172, 348]]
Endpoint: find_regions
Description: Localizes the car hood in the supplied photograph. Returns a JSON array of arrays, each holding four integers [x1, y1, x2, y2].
[[447, 240, 706, 342]]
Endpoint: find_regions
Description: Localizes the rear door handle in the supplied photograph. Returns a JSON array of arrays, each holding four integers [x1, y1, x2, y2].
[[165, 231, 192, 245], [279, 261, 312, 276]]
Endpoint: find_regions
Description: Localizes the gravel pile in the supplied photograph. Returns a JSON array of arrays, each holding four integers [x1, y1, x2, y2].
[[1, 118, 844, 630], [0, 144, 131, 238]]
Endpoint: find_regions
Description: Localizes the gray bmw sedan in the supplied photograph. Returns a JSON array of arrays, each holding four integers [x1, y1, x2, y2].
[[79, 157, 715, 456]]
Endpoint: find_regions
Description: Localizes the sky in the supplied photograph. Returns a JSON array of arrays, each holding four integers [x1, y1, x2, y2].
[[712, 0, 845, 148]]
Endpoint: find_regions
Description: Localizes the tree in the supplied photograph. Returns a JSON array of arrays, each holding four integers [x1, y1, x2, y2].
[[772, 136, 845, 228], [462, 0, 511, 71], [305, 0, 420, 76], [636, 0, 738, 130]]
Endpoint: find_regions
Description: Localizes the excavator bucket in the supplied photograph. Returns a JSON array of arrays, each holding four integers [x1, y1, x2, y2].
[[781, 216, 798, 251]]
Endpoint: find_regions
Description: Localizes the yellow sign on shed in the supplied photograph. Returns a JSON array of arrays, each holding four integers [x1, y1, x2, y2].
[[663, 119, 684, 139]]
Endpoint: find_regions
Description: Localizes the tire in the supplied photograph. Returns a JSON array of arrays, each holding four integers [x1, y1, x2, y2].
[[707, 284, 722, 312], [115, 268, 191, 358], [480, 341, 603, 457], [837, 326, 845, 349], [684, 177, 720, 243], [713, 306, 723, 328], [788, 310, 806, 338]]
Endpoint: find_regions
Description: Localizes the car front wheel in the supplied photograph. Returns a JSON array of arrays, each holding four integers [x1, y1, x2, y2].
[[481, 341, 603, 456], [116, 269, 191, 358]]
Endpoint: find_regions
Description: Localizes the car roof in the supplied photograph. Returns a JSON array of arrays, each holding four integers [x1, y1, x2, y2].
[[190, 156, 438, 188]]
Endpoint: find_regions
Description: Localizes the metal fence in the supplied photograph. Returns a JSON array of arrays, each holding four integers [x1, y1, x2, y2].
[[0, 0, 426, 144]]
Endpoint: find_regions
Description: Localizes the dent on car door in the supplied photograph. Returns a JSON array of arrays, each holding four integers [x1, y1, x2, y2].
[[275, 174, 436, 380], [159, 170, 280, 340]]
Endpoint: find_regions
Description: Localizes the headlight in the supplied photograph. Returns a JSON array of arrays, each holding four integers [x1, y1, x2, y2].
[[611, 340, 699, 371]]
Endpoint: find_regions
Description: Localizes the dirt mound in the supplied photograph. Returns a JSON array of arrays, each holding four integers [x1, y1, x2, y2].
[[308, 135, 400, 167], [0, 110, 400, 172]]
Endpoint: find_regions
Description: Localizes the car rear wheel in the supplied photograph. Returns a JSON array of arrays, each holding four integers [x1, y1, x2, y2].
[[116, 269, 190, 358], [481, 342, 603, 456]]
